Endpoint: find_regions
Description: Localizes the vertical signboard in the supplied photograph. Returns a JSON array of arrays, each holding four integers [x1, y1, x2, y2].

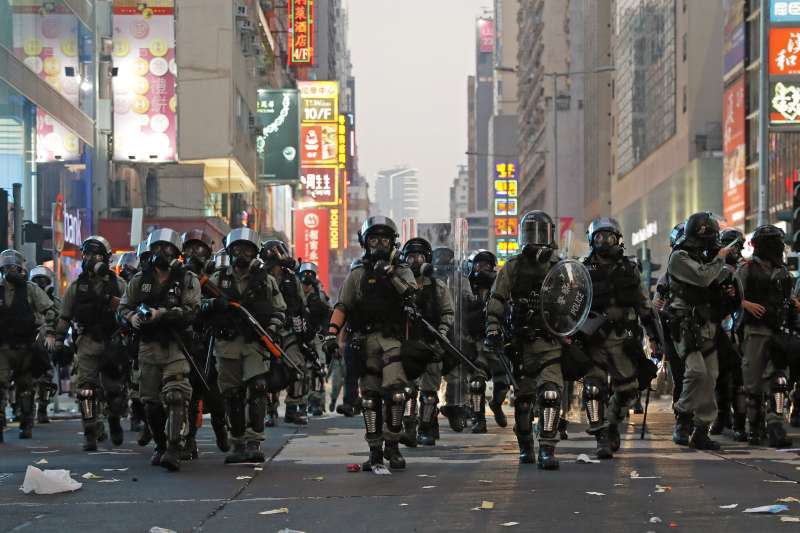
[[493, 161, 519, 262], [111, 1, 177, 162], [771, 1, 800, 22], [289, 0, 314, 65], [723, 77, 746, 225], [477, 18, 494, 53], [293, 208, 329, 291], [723, 0, 745, 79], [256, 89, 300, 182]]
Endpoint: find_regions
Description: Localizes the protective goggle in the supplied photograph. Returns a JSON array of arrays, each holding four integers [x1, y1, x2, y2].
[[183, 242, 211, 259], [473, 260, 494, 272], [150, 243, 179, 258], [406, 252, 427, 263], [367, 235, 392, 247], [520, 221, 554, 246], [592, 231, 619, 247], [229, 243, 257, 259]]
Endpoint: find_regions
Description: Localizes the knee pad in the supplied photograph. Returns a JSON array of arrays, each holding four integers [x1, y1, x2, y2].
[[361, 392, 383, 435], [771, 373, 789, 415], [538, 383, 561, 438], [248, 376, 268, 396], [469, 378, 486, 395], [77, 389, 97, 420], [386, 388, 408, 430], [469, 378, 486, 413], [582, 379, 606, 426], [419, 392, 438, 425], [513, 397, 534, 435], [164, 390, 185, 407], [403, 386, 417, 417]]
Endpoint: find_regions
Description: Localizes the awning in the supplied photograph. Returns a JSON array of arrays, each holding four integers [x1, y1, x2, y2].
[[181, 157, 256, 193]]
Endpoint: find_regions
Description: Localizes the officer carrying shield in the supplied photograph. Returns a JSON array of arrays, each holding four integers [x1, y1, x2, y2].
[[29, 265, 60, 424]]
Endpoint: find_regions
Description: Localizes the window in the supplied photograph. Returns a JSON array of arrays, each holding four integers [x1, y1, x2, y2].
[[682, 33, 687, 62], [682, 85, 687, 113]]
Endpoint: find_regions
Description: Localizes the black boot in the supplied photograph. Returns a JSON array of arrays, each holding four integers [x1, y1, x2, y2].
[[710, 410, 731, 436], [732, 414, 748, 442], [180, 434, 198, 460], [417, 394, 437, 446], [145, 401, 167, 466], [790, 386, 800, 428], [160, 442, 181, 471], [309, 398, 323, 417], [108, 416, 124, 446], [245, 441, 266, 463], [17, 391, 34, 439], [362, 446, 384, 472], [767, 423, 793, 448], [151, 438, 166, 466], [489, 386, 508, 428], [336, 403, 355, 417], [746, 396, 765, 445], [672, 412, 692, 446], [384, 441, 406, 470], [211, 414, 230, 452], [632, 394, 644, 414], [225, 442, 250, 463], [400, 416, 418, 448], [284, 404, 308, 425], [37, 401, 49, 424], [558, 418, 569, 440], [689, 424, 720, 450], [440, 404, 466, 433], [595, 428, 613, 459], [82, 420, 98, 452], [265, 395, 278, 427], [471, 412, 487, 434], [129, 398, 144, 432], [608, 423, 621, 452], [137, 420, 152, 446], [537, 444, 559, 470]]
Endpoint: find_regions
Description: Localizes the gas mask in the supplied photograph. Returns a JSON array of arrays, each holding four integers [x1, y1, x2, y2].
[[591, 231, 623, 259], [469, 269, 496, 290], [406, 252, 427, 276], [149, 243, 180, 271], [366, 233, 392, 261], [230, 243, 258, 270], [522, 244, 552, 263], [82, 251, 109, 276], [756, 238, 785, 264], [2, 267, 26, 286], [725, 247, 742, 266]]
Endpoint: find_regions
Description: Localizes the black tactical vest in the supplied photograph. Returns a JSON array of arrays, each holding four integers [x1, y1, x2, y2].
[[0, 282, 37, 344], [410, 278, 441, 339], [465, 293, 487, 339], [73, 272, 120, 338], [742, 259, 793, 330], [509, 256, 555, 332], [138, 268, 185, 341], [351, 264, 404, 333], [219, 267, 274, 332], [585, 256, 642, 311]]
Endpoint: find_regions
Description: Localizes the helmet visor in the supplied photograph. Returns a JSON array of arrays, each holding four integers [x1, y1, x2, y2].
[[519, 219, 555, 248]]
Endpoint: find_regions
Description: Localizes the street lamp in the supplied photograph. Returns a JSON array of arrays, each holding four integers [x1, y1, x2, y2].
[[543, 66, 615, 234]]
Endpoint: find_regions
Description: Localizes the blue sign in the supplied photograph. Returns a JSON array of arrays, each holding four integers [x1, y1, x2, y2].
[[724, 24, 745, 76], [771, 0, 800, 22]]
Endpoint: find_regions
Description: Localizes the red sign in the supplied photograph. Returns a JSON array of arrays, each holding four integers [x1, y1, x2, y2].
[[301, 124, 338, 164], [53, 193, 65, 253], [478, 19, 495, 53], [769, 27, 800, 75], [300, 167, 338, 205], [289, 0, 314, 65], [723, 77, 747, 225], [293, 208, 329, 291]]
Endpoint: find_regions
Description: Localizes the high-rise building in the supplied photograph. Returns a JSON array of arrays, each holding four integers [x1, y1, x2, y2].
[[611, 0, 723, 264], [374, 166, 420, 223], [450, 165, 470, 222]]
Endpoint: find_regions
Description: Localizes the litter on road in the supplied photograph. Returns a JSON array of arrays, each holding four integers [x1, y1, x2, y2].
[[20, 466, 82, 495]]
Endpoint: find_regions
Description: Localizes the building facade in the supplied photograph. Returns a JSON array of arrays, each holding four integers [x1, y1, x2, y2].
[[374, 166, 420, 224]]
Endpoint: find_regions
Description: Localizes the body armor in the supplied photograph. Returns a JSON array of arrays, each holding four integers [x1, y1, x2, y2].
[[73, 272, 120, 339], [350, 264, 404, 335], [217, 268, 274, 339], [585, 256, 641, 311], [741, 260, 793, 331], [410, 280, 441, 340], [0, 283, 37, 345], [508, 256, 555, 336], [138, 269, 186, 342]]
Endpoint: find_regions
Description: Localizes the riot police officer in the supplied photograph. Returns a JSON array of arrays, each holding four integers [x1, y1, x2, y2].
[[116, 252, 140, 282], [125, 246, 149, 441], [56, 236, 128, 451], [401, 237, 454, 446], [738, 225, 795, 447], [261, 240, 311, 425], [0, 250, 56, 441], [668, 213, 738, 450], [298, 262, 332, 416], [463, 250, 507, 433], [119, 229, 200, 471], [181, 229, 229, 457], [711, 228, 747, 441], [202, 228, 286, 463], [580, 218, 657, 459], [29, 266, 60, 424], [485, 211, 564, 469], [323, 216, 417, 472]]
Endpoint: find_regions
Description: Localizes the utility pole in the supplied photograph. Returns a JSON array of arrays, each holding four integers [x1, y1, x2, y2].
[[758, 0, 769, 225]]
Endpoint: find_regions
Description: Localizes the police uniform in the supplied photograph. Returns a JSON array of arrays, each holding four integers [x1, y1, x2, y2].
[[276, 271, 311, 422], [33, 283, 61, 423], [0, 278, 56, 440], [304, 281, 332, 415]]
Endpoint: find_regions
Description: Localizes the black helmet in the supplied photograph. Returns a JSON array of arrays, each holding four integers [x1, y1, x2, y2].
[[298, 262, 318, 285], [466, 249, 497, 289], [669, 222, 685, 249], [751, 224, 786, 263], [260, 239, 295, 270], [518, 210, 556, 260], [81, 235, 112, 258], [680, 212, 720, 250], [720, 228, 745, 247], [358, 215, 398, 247], [586, 216, 624, 258], [401, 238, 433, 264], [751, 224, 785, 246], [432, 247, 455, 279], [181, 229, 213, 256]]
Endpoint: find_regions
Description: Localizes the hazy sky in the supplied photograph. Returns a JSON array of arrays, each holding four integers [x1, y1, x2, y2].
[[347, 0, 490, 223]]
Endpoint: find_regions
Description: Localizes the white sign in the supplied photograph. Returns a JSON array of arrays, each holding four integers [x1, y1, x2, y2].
[[64, 207, 82, 247], [631, 221, 658, 247]]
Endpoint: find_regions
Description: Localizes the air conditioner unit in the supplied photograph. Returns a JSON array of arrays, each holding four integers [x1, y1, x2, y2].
[[239, 19, 254, 31], [235, 3, 249, 18]]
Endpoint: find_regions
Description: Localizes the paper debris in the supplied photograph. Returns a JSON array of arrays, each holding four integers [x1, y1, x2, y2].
[[422, 485, 436, 489], [416, 474, 436, 478], [669, 523, 679, 529], [777, 497, 800, 503], [98, 479, 121, 483], [586, 491, 605, 496], [277, 530, 306, 533], [34, 459, 48, 465], [259, 507, 289, 515], [481, 501, 495, 510], [479, 480, 493, 484], [346, 464, 361, 473], [775, 448, 800, 453], [399, 503, 409, 507], [102, 468, 128, 472], [742, 505, 789, 514], [372, 465, 391, 476], [149, 528, 177, 533], [30, 450, 60, 454], [304, 476, 324, 481], [499, 522, 519, 527], [20, 466, 82, 495], [780, 517, 800, 523], [254, 467, 263, 471], [630, 470, 660, 479], [719, 504, 738, 509], [576, 454, 600, 464], [236, 476, 252, 480], [649, 517, 662, 523], [763, 480, 798, 484], [654, 485, 672, 493], [81, 472, 102, 480]]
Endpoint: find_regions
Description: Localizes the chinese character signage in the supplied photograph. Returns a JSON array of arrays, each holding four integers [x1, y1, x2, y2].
[[112, 1, 177, 162], [723, 77, 747, 225], [771, 0, 800, 22], [493, 161, 519, 257], [289, 0, 314, 65], [300, 124, 338, 165], [769, 28, 800, 75], [300, 167, 338, 205], [293, 208, 329, 291], [723, 0, 745, 77], [770, 81, 800, 124], [256, 90, 300, 182], [478, 18, 494, 53]]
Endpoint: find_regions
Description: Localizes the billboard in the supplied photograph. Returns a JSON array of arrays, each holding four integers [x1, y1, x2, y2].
[[289, 0, 314, 65], [256, 89, 300, 182], [493, 161, 519, 259], [300, 124, 338, 164], [724, 77, 746, 225], [477, 18, 494, 53], [111, 1, 177, 162], [723, 0, 745, 78], [293, 208, 329, 291], [769, 28, 800, 75], [771, 0, 800, 22], [299, 166, 338, 205], [770, 80, 800, 124], [36, 110, 80, 162]]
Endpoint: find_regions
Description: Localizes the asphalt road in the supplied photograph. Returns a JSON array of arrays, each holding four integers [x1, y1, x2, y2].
[[1, 398, 799, 533]]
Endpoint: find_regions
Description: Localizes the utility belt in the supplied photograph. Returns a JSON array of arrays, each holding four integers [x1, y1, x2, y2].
[[352, 320, 402, 340], [670, 307, 716, 357]]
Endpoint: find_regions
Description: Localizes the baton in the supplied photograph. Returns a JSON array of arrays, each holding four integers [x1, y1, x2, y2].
[[640, 387, 652, 440], [416, 314, 483, 374], [496, 348, 519, 390], [170, 330, 212, 392], [204, 334, 215, 380]]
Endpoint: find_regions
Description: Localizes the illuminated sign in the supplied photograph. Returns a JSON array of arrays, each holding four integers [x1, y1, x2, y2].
[[496, 239, 519, 255], [289, 0, 314, 65], [329, 208, 340, 249], [293, 208, 329, 290], [493, 161, 519, 258], [256, 89, 300, 182], [631, 221, 658, 247], [300, 167, 338, 205], [723, 77, 747, 224], [111, 1, 177, 162], [494, 198, 518, 217], [478, 18, 494, 53], [301, 124, 338, 164], [769, 28, 800, 75], [772, 0, 800, 22], [771, 81, 800, 124], [494, 180, 518, 198], [494, 218, 518, 237]]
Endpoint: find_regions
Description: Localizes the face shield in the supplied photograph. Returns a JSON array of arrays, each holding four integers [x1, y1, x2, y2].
[[519, 218, 555, 249]]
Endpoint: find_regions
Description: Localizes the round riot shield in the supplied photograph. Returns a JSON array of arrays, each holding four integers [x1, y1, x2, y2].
[[539, 259, 593, 337]]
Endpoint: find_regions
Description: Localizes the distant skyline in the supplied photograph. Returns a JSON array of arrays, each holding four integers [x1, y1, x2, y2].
[[347, 0, 491, 223]]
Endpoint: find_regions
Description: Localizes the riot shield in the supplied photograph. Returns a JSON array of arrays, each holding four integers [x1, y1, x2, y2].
[[447, 218, 470, 410], [540, 259, 593, 337]]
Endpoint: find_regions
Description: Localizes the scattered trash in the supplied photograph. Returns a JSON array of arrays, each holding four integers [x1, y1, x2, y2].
[[479, 480, 493, 484], [576, 454, 600, 464], [480, 501, 495, 510], [304, 476, 324, 481], [20, 466, 82, 495], [236, 476, 252, 480], [649, 517, 662, 523], [742, 505, 789, 514], [277, 529, 306, 533], [586, 492, 605, 496], [763, 480, 798, 484], [346, 464, 361, 473], [97, 479, 121, 483], [614, 483, 625, 487], [34, 459, 48, 465], [777, 497, 800, 503], [254, 467, 263, 471], [399, 503, 409, 507], [499, 522, 519, 527], [259, 507, 289, 515], [372, 465, 391, 476], [30, 450, 60, 454], [780, 517, 800, 523], [102, 468, 128, 472], [719, 504, 738, 509], [630, 470, 660, 479], [654, 485, 672, 493], [422, 485, 436, 489], [668, 523, 679, 529], [775, 448, 800, 453], [416, 474, 436, 478], [149, 528, 177, 533], [81, 472, 102, 480]]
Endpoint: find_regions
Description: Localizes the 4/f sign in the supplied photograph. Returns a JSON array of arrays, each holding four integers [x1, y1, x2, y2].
[[289, 0, 314, 65]]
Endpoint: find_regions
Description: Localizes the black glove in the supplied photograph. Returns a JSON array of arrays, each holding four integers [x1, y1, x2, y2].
[[373, 259, 390, 276], [322, 334, 338, 357], [52, 343, 74, 367], [213, 295, 230, 312], [484, 329, 502, 352]]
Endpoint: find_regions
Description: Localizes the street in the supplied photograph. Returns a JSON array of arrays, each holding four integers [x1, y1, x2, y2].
[[2, 399, 799, 533]]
